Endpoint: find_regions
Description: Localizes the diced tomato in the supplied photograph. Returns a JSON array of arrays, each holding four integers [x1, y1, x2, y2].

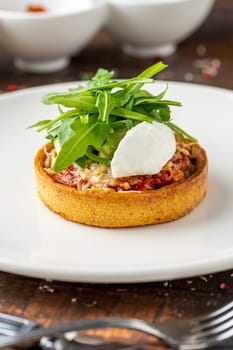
[[51, 165, 79, 188], [110, 152, 191, 191], [48, 146, 194, 192]]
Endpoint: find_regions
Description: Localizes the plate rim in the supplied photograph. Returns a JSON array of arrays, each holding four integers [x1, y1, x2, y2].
[[0, 81, 233, 283]]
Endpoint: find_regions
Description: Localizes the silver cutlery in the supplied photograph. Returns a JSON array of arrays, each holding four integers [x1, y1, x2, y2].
[[0, 314, 142, 350], [40, 336, 143, 350], [1, 301, 233, 349], [0, 312, 39, 337]]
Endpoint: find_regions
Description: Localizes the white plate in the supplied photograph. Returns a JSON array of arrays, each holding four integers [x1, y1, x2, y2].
[[0, 81, 233, 283]]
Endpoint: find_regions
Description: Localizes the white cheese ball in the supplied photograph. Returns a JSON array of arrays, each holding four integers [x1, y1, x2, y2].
[[111, 121, 176, 178]]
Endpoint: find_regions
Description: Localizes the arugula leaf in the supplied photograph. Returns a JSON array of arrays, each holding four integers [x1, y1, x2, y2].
[[96, 90, 112, 123], [87, 68, 114, 88], [57, 118, 75, 146], [125, 61, 167, 96], [37, 110, 78, 132], [43, 94, 98, 112], [138, 61, 168, 78], [54, 118, 110, 172], [75, 157, 86, 168], [111, 108, 154, 123], [111, 89, 132, 109], [86, 147, 111, 164], [99, 124, 129, 159], [80, 114, 89, 124], [30, 61, 196, 172], [166, 121, 197, 142], [28, 119, 51, 129]]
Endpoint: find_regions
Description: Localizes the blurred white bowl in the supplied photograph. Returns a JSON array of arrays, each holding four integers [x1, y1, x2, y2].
[[107, 0, 215, 58], [0, 0, 107, 73]]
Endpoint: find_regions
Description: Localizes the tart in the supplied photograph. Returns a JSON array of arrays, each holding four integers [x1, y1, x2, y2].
[[31, 61, 208, 228], [34, 140, 208, 228]]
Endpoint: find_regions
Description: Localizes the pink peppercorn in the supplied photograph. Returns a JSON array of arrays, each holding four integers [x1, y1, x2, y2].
[[7, 84, 19, 92], [219, 282, 228, 290], [202, 66, 217, 80]]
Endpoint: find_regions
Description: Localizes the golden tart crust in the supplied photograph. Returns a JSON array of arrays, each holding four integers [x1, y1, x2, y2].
[[34, 143, 208, 228]]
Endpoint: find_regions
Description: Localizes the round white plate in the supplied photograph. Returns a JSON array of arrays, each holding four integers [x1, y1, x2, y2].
[[0, 81, 233, 283]]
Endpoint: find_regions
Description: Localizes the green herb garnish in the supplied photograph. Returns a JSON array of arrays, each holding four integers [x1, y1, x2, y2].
[[30, 62, 197, 172]]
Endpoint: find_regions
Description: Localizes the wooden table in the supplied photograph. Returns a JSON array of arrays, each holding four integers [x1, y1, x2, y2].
[[0, 1, 233, 349]]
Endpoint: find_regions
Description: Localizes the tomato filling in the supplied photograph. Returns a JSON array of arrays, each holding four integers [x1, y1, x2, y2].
[[47, 145, 196, 192]]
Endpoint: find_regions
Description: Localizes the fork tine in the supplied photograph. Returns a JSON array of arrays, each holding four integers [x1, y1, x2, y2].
[[206, 325, 233, 344], [181, 325, 233, 350], [197, 301, 233, 322], [192, 307, 233, 333], [178, 327, 233, 350], [194, 316, 233, 339]]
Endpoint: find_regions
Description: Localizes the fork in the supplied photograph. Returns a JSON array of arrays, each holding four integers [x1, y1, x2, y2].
[[1, 301, 233, 349], [0, 313, 137, 350], [63, 300, 233, 350]]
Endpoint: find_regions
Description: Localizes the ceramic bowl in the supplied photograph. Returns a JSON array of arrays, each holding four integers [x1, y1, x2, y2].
[[0, 0, 107, 73], [107, 0, 215, 58]]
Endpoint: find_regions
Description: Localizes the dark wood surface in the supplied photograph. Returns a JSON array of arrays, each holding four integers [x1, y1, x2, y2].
[[0, 1, 233, 349]]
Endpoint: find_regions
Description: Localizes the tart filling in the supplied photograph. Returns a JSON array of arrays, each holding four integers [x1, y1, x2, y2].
[[34, 141, 207, 228], [44, 137, 196, 192]]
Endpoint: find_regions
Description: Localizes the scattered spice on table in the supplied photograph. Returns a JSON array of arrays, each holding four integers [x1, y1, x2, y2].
[[38, 284, 55, 293], [199, 276, 208, 283], [186, 280, 193, 285], [6, 84, 19, 92], [219, 282, 228, 291], [193, 57, 221, 80], [202, 58, 221, 80], [71, 297, 78, 303], [83, 300, 97, 308]]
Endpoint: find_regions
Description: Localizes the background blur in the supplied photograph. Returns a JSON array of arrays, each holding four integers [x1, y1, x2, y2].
[[0, 0, 232, 91]]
